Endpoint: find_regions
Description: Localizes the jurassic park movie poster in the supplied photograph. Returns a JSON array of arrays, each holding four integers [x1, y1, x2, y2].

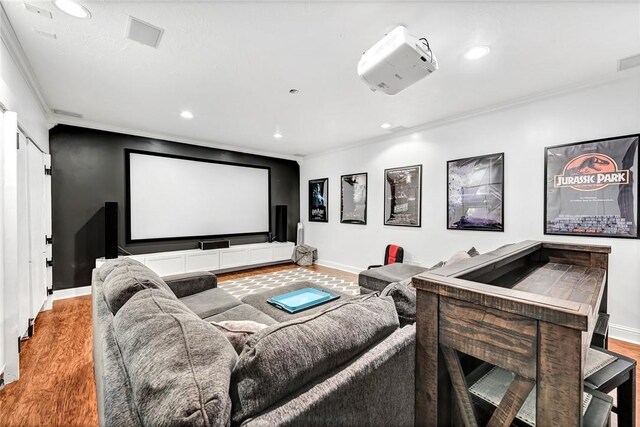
[[545, 135, 639, 238]]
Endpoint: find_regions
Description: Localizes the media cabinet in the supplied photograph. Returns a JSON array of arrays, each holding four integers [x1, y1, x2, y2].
[[95, 241, 295, 276]]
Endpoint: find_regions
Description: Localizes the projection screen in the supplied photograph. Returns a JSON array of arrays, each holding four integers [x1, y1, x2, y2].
[[126, 150, 270, 242]]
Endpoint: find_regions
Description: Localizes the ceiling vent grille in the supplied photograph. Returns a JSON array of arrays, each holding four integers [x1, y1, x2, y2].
[[618, 54, 640, 72], [53, 109, 83, 118], [126, 16, 164, 49], [24, 3, 52, 19]]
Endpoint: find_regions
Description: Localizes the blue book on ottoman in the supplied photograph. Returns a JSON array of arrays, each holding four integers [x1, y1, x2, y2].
[[267, 288, 340, 313]]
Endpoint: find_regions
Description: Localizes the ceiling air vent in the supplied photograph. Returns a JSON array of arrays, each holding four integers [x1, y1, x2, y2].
[[24, 3, 53, 19], [53, 109, 83, 118], [618, 54, 640, 72], [125, 16, 164, 49]]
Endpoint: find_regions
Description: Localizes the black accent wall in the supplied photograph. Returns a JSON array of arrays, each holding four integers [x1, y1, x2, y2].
[[50, 125, 300, 290]]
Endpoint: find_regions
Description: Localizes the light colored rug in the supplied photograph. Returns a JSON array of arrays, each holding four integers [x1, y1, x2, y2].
[[218, 267, 359, 298]]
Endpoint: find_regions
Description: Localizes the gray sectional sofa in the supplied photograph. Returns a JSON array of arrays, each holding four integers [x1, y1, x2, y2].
[[92, 258, 416, 426]]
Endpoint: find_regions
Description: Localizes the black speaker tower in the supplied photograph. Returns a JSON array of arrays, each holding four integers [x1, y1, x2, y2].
[[275, 205, 287, 242], [105, 202, 119, 259]]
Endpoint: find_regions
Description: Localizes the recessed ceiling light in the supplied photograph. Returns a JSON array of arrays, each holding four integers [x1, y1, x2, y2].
[[180, 111, 193, 119], [53, 0, 91, 19], [273, 133, 283, 139], [381, 123, 392, 129], [464, 46, 490, 60]]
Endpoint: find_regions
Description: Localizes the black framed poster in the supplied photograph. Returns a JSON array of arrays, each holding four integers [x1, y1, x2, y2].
[[308, 178, 329, 222], [340, 173, 367, 224], [545, 134, 639, 238], [447, 153, 504, 231], [384, 165, 422, 227]]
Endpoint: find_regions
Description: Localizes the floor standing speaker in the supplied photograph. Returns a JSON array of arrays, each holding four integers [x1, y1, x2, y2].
[[275, 205, 287, 242], [105, 202, 118, 259]]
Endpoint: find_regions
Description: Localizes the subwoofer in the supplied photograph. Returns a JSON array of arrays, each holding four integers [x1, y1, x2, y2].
[[275, 205, 287, 242], [105, 202, 118, 259]]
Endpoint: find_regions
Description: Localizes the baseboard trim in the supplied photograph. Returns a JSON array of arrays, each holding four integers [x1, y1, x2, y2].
[[315, 259, 363, 275], [609, 323, 640, 345], [52, 286, 92, 301]]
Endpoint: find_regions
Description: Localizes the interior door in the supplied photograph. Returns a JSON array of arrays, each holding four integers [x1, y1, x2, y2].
[[27, 141, 47, 319], [16, 131, 30, 338]]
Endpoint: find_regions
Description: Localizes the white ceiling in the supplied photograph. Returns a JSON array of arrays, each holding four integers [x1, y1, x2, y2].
[[3, 0, 640, 157]]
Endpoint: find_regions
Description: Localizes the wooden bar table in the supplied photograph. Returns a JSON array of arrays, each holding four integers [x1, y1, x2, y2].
[[413, 241, 611, 427]]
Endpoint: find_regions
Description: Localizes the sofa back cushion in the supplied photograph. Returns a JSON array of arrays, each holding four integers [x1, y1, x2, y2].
[[230, 294, 399, 424], [381, 279, 416, 325], [99, 257, 144, 282], [113, 289, 237, 427], [102, 260, 174, 314]]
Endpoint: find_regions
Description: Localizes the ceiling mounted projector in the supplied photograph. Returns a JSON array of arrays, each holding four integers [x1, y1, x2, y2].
[[357, 26, 438, 95]]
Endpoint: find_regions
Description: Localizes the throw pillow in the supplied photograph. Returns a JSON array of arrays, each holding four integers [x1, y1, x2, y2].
[[380, 279, 416, 325], [113, 289, 238, 427], [445, 250, 471, 265], [467, 247, 480, 257], [230, 294, 399, 424], [103, 261, 175, 314], [210, 320, 268, 353]]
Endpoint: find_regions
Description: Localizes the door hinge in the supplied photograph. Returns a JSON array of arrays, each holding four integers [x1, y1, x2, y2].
[[44, 166, 52, 175], [46, 258, 53, 267], [45, 235, 53, 245], [28, 318, 35, 337]]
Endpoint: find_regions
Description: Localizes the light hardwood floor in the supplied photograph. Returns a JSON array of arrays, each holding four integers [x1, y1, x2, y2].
[[0, 263, 636, 426]]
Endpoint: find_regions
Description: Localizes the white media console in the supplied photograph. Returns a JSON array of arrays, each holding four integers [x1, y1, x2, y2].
[[95, 241, 295, 276]]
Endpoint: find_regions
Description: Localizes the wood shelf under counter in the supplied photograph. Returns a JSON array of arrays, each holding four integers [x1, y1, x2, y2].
[[413, 240, 611, 427]]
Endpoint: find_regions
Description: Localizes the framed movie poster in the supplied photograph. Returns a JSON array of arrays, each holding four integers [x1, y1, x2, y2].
[[308, 178, 329, 222], [545, 134, 639, 238], [447, 153, 504, 231], [340, 173, 367, 224], [384, 165, 422, 227]]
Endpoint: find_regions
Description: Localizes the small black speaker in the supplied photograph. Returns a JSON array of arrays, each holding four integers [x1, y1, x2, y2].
[[199, 240, 230, 250], [275, 205, 287, 242], [105, 202, 118, 259]]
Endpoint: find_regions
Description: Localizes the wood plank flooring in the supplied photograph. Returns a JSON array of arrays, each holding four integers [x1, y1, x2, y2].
[[0, 262, 637, 427]]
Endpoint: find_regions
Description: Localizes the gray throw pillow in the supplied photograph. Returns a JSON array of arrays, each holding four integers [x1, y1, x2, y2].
[[113, 289, 237, 427], [230, 294, 399, 424], [98, 257, 144, 282], [103, 261, 175, 314], [380, 279, 416, 325], [467, 247, 480, 257], [210, 320, 268, 354]]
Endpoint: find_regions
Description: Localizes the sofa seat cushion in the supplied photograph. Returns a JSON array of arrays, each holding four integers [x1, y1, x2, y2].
[[103, 260, 175, 314], [230, 293, 399, 424], [113, 289, 237, 427], [203, 303, 277, 326], [99, 257, 145, 282], [358, 263, 427, 293], [180, 287, 243, 319]]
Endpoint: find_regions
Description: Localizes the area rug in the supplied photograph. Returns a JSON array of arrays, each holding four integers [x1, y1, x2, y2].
[[218, 267, 359, 298]]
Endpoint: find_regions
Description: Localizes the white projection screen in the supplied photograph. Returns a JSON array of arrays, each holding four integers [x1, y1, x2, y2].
[[127, 150, 270, 242]]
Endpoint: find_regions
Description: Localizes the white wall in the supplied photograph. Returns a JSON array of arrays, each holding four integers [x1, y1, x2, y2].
[[0, 23, 49, 150], [300, 72, 640, 343]]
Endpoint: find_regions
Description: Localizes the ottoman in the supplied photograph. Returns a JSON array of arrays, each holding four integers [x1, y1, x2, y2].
[[358, 263, 428, 294], [241, 281, 353, 322]]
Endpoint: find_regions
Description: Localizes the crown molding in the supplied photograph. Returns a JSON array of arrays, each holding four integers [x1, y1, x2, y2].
[[303, 67, 640, 160], [0, 3, 50, 117], [51, 115, 303, 162]]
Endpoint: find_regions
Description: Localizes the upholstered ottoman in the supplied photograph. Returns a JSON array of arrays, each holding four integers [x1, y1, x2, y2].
[[241, 281, 353, 322], [358, 263, 428, 294]]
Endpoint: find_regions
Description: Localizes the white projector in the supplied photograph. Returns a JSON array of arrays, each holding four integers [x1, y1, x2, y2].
[[357, 26, 438, 95]]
